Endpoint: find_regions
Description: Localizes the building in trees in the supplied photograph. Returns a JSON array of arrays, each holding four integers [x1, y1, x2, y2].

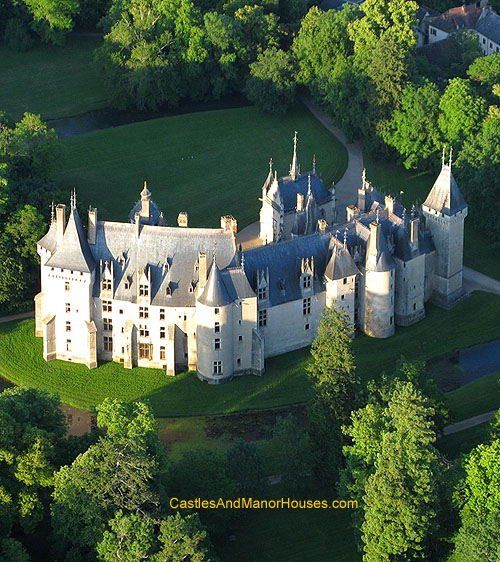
[[35, 137, 467, 382]]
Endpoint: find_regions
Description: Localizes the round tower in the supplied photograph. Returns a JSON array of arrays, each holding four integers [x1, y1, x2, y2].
[[195, 257, 234, 383], [363, 219, 395, 338]]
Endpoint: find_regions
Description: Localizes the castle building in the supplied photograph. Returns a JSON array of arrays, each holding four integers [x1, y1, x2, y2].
[[35, 138, 467, 383]]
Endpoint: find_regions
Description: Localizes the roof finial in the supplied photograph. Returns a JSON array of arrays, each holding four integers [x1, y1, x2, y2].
[[70, 189, 76, 210], [343, 227, 348, 250], [308, 173, 312, 194], [290, 131, 299, 181], [50, 201, 55, 224], [362, 168, 366, 189], [449, 146, 453, 168], [442, 145, 446, 168], [241, 252, 245, 268], [269, 157, 273, 174], [376, 207, 380, 224], [141, 180, 151, 201], [212, 242, 217, 264], [312, 154, 316, 175]]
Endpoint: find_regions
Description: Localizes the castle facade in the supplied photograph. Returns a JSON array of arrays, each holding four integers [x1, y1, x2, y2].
[[35, 138, 467, 383]]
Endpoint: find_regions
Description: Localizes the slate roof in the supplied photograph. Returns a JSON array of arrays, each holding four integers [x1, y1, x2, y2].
[[91, 222, 236, 307], [423, 164, 467, 216], [427, 3, 482, 33], [37, 223, 57, 254], [198, 261, 233, 307], [476, 9, 500, 44], [45, 209, 96, 273], [277, 172, 331, 212], [324, 242, 359, 280], [128, 198, 163, 225]]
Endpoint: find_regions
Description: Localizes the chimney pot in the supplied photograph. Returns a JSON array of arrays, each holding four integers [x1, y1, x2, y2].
[[56, 204, 66, 243]]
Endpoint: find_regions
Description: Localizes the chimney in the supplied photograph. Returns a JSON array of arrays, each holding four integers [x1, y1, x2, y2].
[[357, 188, 366, 212], [385, 195, 394, 215], [177, 212, 188, 227], [88, 207, 97, 244], [198, 251, 207, 288], [56, 204, 66, 243], [347, 205, 360, 222], [296, 193, 304, 212], [221, 215, 237, 233], [410, 217, 419, 250], [135, 213, 141, 237], [318, 219, 327, 234], [368, 221, 380, 257], [141, 198, 149, 218]]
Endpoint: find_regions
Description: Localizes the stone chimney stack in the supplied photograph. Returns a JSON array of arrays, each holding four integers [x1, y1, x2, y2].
[[318, 219, 327, 235], [135, 212, 141, 237], [410, 217, 419, 250], [221, 215, 237, 233], [88, 207, 97, 244], [385, 195, 394, 215], [56, 204, 66, 243], [177, 212, 188, 227], [368, 221, 380, 257], [357, 188, 366, 212], [297, 193, 304, 212], [198, 251, 207, 288]]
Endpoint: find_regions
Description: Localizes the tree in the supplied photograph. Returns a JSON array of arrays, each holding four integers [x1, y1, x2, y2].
[[226, 438, 266, 496], [438, 78, 487, 150], [245, 47, 295, 114], [0, 538, 31, 562], [306, 306, 359, 482], [445, 29, 482, 78], [360, 382, 443, 561], [468, 53, 500, 86], [23, 0, 79, 45], [382, 80, 442, 169], [453, 510, 500, 562]]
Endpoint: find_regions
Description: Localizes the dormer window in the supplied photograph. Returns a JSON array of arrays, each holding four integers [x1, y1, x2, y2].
[[166, 284, 172, 296], [188, 283, 194, 293], [139, 284, 149, 297], [102, 279, 112, 291], [302, 275, 312, 289], [124, 278, 131, 290], [258, 287, 268, 300]]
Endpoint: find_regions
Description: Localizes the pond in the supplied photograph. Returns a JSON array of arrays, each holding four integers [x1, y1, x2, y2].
[[47, 95, 250, 139], [459, 339, 500, 385]]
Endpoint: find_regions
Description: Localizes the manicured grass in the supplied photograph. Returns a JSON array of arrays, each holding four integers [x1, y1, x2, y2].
[[52, 105, 348, 230], [214, 491, 360, 562], [0, 36, 107, 121], [364, 154, 500, 281], [437, 422, 491, 460], [2, 292, 500, 417], [445, 371, 500, 423]]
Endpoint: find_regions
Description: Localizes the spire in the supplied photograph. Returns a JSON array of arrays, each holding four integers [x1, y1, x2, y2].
[[289, 131, 300, 181], [197, 256, 232, 307], [343, 227, 347, 250], [375, 207, 380, 224], [312, 154, 316, 176], [448, 146, 453, 168], [241, 252, 245, 268], [269, 157, 273, 175], [50, 201, 55, 225], [70, 189, 77, 210], [442, 144, 446, 168], [141, 180, 151, 201], [362, 168, 367, 189], [307, 173, 312, 196]]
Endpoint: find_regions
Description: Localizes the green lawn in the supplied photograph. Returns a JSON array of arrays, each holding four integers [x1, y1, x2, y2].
[[363, 154, 500, 281], [0, 36, 107, 121], [2, 292, 500, 417], [445, 371, 500, 423], [52, 105, 348, 230], [437, 422, 491, 460]]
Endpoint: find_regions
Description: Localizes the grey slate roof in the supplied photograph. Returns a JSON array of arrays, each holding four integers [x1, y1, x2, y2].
[[92, 222, 236, 307], [324, 242, 359, 280], [423, 164, 467, 216], [37, 223, 57, 254], [198, 261, 233, 307], [278, 173, 331, 212], [45, 209, 96, 273], [222, 268, 256, 301], [128, 199, 163, 225], [476, 9, 500, 45], [243, 233, 331, 306]]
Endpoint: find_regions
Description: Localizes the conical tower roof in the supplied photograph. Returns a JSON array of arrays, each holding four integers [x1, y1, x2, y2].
[[423, 154, 467, 216], [46, 207, 95, 273], [197, 258, 233, 307]]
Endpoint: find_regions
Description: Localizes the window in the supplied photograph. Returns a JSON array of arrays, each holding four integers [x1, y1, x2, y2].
[[160, 346, 166, 360], [238, 335, 243, 342], [483, 37, 486, 44], [66, 339, 71, 352], [390, 316, 393, 325], [188, 283, 194, 293], [303, 297, 311, 316], [214, 322, 220, 333], [258, 286, 268, 300], [139, 325, 149, 337], [119, 309, 123, 315], [65, 303, 70, 313], [139, 284, 149, 297], [65, 281, 70, 291], [302, 275, 311, 289], [139, 306, 149, 319], [343, 277, 347, 285], [341, 294, 345, 301], [121, 347, 125, 355], [413, 303, 416, 311], [166, 284, 172, 296], [430, 27, 436, 36], [102, 300, 112, 313], [305, 323, 310, 330], [258, 309, 267, 328], [103, 336, 113, 352], [124, 280, 130, 290], [102, 279, 112, 291], [213, 360, 222, 375], [139, 343, 150, 359], [66, 321, 71, 332], [237, 358, 241, 366], [160, 327, 166, 339], [490, 42, 493, 49], [214, 338, 221, 350], [160, 308, 165, 321], [214, 307, 220, 315], [103, 318, 112, 331]]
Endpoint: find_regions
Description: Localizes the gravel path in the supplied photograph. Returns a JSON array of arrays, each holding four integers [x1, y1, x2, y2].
[[463, 266, 500, 296], [443, 409, 497, 436], [0, 311, 34, 324]]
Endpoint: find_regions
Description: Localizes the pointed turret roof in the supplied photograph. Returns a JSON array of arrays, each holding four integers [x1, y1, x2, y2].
[[365, 219, 395, 272], [197, 257, 233, 307], [129, 182, 163, 225], [46, 208, 96, 273], [325, 242, 359, 281], [289, 131, 300, 181], [423, 152, 467, 216]]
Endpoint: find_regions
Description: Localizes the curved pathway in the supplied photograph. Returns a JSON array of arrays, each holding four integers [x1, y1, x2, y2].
[[0, 311, 33, 324], [443, 409, 497, 436], [463, 266, 500, 296]]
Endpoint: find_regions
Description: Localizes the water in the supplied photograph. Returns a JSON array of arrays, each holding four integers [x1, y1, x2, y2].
[[459, 339, 500, 385], [47, 95, 250, 139]]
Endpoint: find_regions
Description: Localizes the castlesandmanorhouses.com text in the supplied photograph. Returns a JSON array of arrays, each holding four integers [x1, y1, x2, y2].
[[170, 498, 358, 510]]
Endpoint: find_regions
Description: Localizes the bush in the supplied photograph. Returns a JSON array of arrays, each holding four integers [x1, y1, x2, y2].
[[3, 18, 33, 52]]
